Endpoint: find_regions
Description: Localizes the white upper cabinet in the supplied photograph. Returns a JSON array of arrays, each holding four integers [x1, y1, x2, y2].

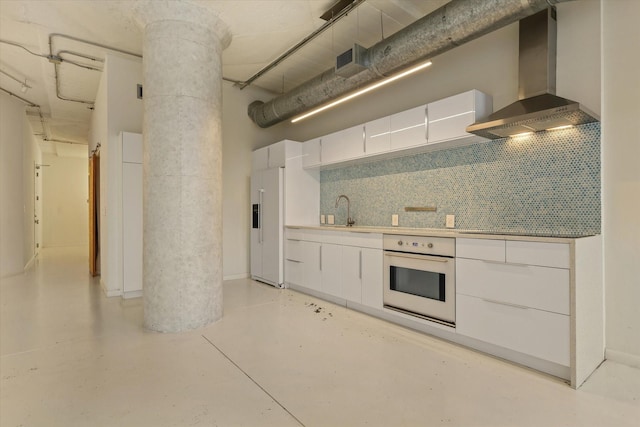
[[303, 90, 492, 169], [302, 138, 322, 169], [251, 146, 269, 171], [252, 140, 287, 170], [321, 124, 365, 166], [390, 104, 427, 151], [267, 140, 286, 168], [364, 116, 391, 155], [427, 89, 492, 144]]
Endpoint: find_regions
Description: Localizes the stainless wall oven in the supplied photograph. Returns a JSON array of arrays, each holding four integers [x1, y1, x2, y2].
[[383, 234, 455, 326]]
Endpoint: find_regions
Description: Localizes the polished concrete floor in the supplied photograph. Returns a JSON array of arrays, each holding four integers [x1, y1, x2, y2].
[[1, 247, 639, 426]]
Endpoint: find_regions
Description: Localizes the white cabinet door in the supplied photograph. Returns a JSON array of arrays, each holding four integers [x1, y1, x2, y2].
[[321, 124, 364, 165], [364, 116, 390, 155], [304, 241, 322, 292], [456, 258, 570, 315], [267, 141, 286, 168], [302, 138, 321, 168], [390, 104, 427, 150], [456, 294, 570, 366], [252, 146, 269, 171], [361, 248, 383, 309], [342, 246, 362, 303], [456, 238, 505, 262], [506, 241, 570, 269], [427, 90, 491, 144], [122, 162, 142, 296], [321, 243, 342, 297]]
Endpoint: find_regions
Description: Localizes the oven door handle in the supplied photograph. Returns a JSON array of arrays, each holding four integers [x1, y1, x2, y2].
[[384, 252, 451, 263]]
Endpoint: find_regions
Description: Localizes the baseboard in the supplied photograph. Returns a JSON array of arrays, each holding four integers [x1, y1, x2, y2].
[[23, 252, 38, 271], [605, 348, 640, 369], [224, 273, 249, 280], [122, 290, 143, 300], [100, 278, 122, 297]]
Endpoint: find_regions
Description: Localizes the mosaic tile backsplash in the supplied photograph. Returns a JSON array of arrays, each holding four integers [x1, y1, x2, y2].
[[321, 123, 600, 235]]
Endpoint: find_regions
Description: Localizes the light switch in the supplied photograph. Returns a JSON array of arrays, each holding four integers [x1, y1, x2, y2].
[[392, 214, 399, 226], [446, 214, 455, 228]]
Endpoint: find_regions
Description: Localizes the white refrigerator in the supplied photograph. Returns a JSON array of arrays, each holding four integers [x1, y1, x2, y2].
[[250, 167, 284, 287]]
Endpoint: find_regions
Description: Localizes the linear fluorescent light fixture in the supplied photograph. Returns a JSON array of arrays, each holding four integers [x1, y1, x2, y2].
[[291, 61, 433, 123]]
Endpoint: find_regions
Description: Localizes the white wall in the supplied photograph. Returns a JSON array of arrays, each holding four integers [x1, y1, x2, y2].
[[22, 114, 41, 265], [602, 0, 640, 364], [41, 153, 88, 247], [0, 94, 26, 277], [89, 53, 143, 296], [221, 81, 286, 279], [0, 93, 42, 277]]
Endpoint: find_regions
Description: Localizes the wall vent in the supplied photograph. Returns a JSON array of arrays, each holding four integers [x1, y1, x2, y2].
[[335, 44, 367, 78]]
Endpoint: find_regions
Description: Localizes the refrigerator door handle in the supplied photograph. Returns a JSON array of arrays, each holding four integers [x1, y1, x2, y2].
[[258, 189, 264, 243]]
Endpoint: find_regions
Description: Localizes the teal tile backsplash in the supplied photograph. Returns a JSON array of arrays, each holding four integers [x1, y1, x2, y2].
[[320, 123, 600, 234]]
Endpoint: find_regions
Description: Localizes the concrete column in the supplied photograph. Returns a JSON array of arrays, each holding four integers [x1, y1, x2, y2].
[[133, 1, 231, 332]]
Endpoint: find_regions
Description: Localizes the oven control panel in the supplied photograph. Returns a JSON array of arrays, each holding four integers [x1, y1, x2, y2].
[[383, 235, 455, 257]]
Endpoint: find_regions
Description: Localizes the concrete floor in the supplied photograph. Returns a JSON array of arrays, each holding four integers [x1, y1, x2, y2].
[[1, 247, 639, 426]]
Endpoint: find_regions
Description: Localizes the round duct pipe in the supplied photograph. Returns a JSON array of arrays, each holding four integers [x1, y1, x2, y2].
[[248, 0, 571, 128]]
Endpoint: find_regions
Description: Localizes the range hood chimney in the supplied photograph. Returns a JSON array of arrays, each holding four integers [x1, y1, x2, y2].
[[466, 8, 599, 139]]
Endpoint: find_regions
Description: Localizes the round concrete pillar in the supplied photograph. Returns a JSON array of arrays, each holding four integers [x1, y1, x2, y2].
[[133, 1, 231, 332]]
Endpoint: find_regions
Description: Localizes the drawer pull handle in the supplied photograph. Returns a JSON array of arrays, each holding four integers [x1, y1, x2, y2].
[[286, 259, 303, 263], [482, 298, 529, 310], [482, 260, 530, 268]]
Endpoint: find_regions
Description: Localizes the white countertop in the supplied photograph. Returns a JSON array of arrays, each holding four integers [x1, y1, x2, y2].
[[285, 225, 598, 243]]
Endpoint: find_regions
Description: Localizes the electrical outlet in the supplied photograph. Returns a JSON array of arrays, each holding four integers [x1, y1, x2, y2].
[[446, 214, 455, 228], [320, 214, 326, 224], [327, 214, 335, 225], [392, 214, 399, 226]]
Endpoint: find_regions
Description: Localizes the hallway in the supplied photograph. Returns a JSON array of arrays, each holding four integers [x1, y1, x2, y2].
[[1, 248, 638, 426]]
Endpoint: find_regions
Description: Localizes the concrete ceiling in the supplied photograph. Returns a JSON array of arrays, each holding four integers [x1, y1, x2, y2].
[[0, 0, 448, 151]]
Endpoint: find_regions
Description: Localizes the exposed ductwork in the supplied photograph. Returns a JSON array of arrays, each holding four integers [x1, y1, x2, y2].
[[248, 0, 571, 128]]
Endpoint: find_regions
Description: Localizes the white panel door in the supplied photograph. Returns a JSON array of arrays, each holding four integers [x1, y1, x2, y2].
[[321, 243, 342, 297], [342, 246, 362, 303], [321, 124, 365, 165], [302, 139, 321, 168], [364, 116, 390, 155], [390, 104, 427, 150], [260, 167, 283, 285], [361, 248, 383, 309], [250, 173, 263, 279], [122, 162, 142, 295]]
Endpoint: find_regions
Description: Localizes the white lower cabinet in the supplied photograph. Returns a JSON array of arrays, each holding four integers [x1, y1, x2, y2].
[[456, 238, 571, 367], [321, 243, 342, 297], [456, 294, 570, 366], [342, 246, 362, 303], [361, 248, 383, 308], [284, 230, 382, 308]]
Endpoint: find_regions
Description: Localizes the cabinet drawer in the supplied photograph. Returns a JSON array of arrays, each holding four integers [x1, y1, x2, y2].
[[285, 258, 303, 287], [456, 258, 569, 314], [456, 238, 505, 262], [285, 239, 304, 262], [286, 229, 306, 241], [341, 232, 383, 249], [456, 294, 570, 366], [507, 241, 570, 269]]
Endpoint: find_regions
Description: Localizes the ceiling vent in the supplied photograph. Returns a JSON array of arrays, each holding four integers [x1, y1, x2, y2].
[[335, 44, 367, 78]]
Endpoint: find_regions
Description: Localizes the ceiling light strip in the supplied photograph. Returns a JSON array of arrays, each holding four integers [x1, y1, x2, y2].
[[291, 61, 432, 123]]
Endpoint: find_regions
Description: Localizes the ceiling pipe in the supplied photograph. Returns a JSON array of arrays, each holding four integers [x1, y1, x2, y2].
[[248, 0, 572, 128]]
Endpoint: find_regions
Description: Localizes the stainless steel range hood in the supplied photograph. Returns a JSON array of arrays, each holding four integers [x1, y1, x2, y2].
[[466, 7, 599, 139]]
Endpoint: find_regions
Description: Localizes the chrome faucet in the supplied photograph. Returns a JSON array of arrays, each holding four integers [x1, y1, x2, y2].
[[335, 195, 355, 227]]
